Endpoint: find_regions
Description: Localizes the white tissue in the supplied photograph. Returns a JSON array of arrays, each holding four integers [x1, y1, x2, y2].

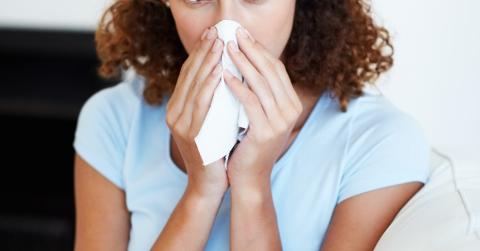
[[194, 19, 250, 168]]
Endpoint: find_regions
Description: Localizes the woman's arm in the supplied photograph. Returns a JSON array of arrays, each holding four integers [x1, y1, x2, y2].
[[320, 181, 424, 251], [74, 154, 226, 251], [220, 25, 304, 251], [74, 154, 130, 250], [151, 184, 225, 251], [230, 178, 282, 251]]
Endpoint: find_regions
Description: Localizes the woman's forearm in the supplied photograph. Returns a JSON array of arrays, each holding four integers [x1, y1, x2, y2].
[[151, 185, 225, 251], [230, 179, 282, 251]]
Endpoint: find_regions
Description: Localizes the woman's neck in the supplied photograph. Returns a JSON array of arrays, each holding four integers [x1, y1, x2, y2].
[[291, 84, 322, 132]]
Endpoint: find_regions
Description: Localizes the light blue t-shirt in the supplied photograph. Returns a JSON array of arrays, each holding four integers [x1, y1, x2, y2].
[[73, 76, 430, 251]]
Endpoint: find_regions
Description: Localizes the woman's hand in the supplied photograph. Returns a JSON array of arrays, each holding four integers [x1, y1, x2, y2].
[[223, 27, 303, 192], [165, 26, 228, 200]]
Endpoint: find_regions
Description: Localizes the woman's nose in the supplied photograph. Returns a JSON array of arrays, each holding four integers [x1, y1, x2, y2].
[[213, 0, 244, 24]]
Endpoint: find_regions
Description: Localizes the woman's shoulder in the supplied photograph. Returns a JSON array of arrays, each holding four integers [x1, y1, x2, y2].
[[74, 75, 147, 156], [73, 75, 147, 189], [323, 88, 426, 141], [346, 90, 425, 136], [76, 74, 150, 133], [342, 89, 431, 166], [79, 75, 145, 118], [335, 90, 431, 203]]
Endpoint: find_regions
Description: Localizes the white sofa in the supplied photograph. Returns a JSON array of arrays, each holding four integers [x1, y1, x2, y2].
[[374, 148, 480, 250]]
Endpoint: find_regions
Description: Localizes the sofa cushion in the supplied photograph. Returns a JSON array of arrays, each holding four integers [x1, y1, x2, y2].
[[374, 148, 480, 250]]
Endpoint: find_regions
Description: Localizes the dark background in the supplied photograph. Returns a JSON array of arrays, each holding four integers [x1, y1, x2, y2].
[[0, 28, 117, 250]]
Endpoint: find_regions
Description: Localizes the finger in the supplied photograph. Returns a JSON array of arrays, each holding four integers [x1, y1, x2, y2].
[[168, 27, 218, 122], [260, 55, 302, 118], [226, 40, 283, 123], [187, 38, 223, 109], [236, 27, 302, 113], [223, 69, 270, 132], [190, 63, 223, 136], [260, 50, 303, 113], [235, 27, 295, 109], [266, 58, 303, 113], [193, 38, 224, 86], [169, 27, 211, 107], [184, 27, 219, 88], [182, 38, 224, 128]]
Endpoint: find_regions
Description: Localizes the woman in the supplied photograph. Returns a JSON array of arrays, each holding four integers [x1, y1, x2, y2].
[[73, 0, 430, 250]]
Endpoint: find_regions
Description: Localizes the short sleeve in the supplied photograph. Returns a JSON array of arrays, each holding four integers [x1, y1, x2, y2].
[[73, 86, 129, 189], [336, 106, 431, 204]]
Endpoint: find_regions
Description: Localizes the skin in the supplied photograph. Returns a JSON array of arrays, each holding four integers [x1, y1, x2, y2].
[[74, 0, 425, 250]]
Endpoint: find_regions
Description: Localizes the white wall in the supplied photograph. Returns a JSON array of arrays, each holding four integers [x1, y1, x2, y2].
[[0, 0, 111, 30], [1, 0, 478, 167], [373, 0, 480, 169]]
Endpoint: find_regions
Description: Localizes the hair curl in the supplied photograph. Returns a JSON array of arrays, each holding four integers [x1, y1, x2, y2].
[[95, 0, 393, 112]]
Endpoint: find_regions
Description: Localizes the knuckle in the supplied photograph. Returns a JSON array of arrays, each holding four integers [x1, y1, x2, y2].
[[194, 93, 208, 108], [274, 60, 285, 71], [192, 76, 201, 87], [172, 119, 188, 138], [243, 92, 258, 105], [172, 123, 182, 136], [175, 123, 188, 141], [165, 114, 175, 129], [256, 130, 274, 144], [266, 61, 276, 73], [263, 95, 276, 110], [275, 121, 289, 133]]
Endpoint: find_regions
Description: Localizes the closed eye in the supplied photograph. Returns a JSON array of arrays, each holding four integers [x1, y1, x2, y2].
[[183, 0, 265, 6], [184, 0, 212, 5]]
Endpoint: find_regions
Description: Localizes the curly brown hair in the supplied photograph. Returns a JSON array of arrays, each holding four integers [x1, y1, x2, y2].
[[95, 0, 393, 112]]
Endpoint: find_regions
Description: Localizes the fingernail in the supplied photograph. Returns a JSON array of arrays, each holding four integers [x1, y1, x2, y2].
[[207, 27, 217, 40], [201, 28, 209, 40], [212, 39, 223, 52], [228, 41, 239, 53]]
